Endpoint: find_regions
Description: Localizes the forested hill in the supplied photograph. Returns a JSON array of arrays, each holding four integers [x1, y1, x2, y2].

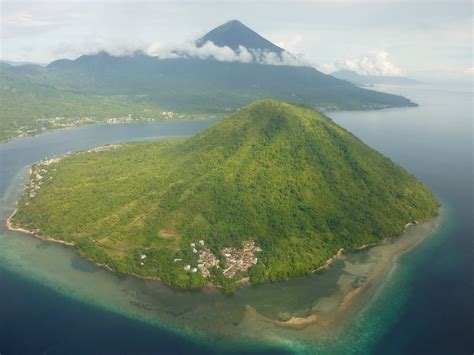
[[45, 53, 416, 113], [0, 62, 174, 141], [12, 100, 439, 290]]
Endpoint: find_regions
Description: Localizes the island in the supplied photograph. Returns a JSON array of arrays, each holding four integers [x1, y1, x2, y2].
[[8, 99, 439, 292]]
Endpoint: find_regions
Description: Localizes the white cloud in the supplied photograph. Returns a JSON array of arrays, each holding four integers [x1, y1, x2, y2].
[[322, 50, 407, 76], [1, 10, 62, 38], [251, 49, 310, 66], [51, 36, 145, 60], [146, 40, 253, 63], [276, 34, 304, 52], [146, 40, 310, 67], [463, 67, 474, 76], [317, 63, 338, 74]]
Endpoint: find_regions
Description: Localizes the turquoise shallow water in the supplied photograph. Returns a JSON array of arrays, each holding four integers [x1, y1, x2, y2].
[[0, 84, 472, 354]]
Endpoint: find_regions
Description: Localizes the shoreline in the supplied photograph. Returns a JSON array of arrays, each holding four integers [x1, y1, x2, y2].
[[313, 222, 419, 274], [242, 213, 441, 330], [4, 201, 433, 294], [6, 208, 167, 282], [6, 208, 75, 247], [4, 161, 437, 293], [0, 116, 222, 145], [0, 100, 417, 145]]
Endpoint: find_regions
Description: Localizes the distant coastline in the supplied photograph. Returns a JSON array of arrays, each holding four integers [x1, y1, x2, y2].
[[0, 116, 221, 144]]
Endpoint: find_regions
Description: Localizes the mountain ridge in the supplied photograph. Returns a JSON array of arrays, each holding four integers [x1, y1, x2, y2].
[[43, 54, 417, 111]]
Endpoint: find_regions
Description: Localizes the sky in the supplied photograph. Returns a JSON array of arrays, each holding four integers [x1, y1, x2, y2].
[[1, 0, 472, 82]]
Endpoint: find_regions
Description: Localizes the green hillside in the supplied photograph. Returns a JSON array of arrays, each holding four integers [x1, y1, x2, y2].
[[46, 54, 417, 113], [0, 63, 202, 142], [11, 100, 438, 290]]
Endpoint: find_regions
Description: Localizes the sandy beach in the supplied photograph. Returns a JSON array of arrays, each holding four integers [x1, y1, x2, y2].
[[6, 208, 75, 247]]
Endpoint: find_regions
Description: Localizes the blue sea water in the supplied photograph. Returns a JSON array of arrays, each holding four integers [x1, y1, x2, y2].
[[0, 84, 472, 354], [330, 84, 473, 354]]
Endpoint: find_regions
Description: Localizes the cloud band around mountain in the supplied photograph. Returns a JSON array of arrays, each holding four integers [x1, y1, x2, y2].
[[146, 40, 308, 67]]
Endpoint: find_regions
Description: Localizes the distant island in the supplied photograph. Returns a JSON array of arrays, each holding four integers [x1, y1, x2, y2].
[[9, 100, 439, 292], [331, 69, 419, 87], [0, 20, 417, 142]]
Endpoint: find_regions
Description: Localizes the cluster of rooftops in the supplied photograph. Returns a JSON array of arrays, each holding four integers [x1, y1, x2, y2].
[[173, 240, 262, 279]]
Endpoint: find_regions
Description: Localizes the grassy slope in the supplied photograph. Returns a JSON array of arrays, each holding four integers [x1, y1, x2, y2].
[[12, 100, 439, 289]]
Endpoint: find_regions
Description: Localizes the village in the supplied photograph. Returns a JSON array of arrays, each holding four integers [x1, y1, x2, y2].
[[32, 111, 183, 127], [24, 157, 63, 201], [176, 239, 262, 279], [221, 240, 262, 278], [11, 111, 188, 140]]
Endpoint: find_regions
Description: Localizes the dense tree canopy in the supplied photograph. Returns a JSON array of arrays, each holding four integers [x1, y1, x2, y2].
[[12, 99, 439, 289]]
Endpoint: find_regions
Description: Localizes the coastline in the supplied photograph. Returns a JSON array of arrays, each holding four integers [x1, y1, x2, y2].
[[0, 101, 415, 145], [6, 208, 167, 282], [5, 200, 435, 295], [312, 222, 419, 274], [0, 116, 222, 145], [242, 213, 441, 331], [4, 157, 438, 293], [315, 248, 345, 272], [6, 208, 75, 247]]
